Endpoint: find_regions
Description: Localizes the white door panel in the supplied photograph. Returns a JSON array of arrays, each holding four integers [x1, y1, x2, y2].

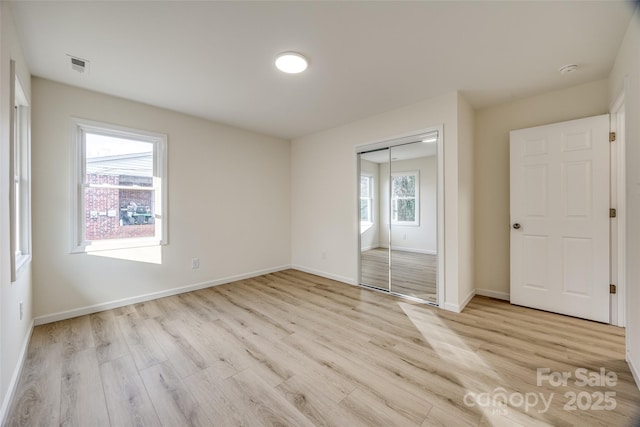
[[510, 115, 609, 323]]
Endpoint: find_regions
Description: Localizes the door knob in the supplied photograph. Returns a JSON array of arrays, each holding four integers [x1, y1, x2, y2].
[[513, 223, 521, 230]]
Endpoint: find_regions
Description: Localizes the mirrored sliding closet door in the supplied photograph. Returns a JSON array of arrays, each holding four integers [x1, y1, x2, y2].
[[359, 148, 390, 292], [358, 131, 439, 304]]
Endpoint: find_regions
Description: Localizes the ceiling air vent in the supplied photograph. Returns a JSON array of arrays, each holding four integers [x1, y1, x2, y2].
[[67, 55, 89, 74]]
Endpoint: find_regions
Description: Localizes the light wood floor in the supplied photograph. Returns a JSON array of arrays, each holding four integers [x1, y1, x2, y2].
[[361, 248, 437, 302], [5, 270, 640, 426]]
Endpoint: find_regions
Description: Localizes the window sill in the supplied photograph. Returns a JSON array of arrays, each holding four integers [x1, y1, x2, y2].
[[360, 221, 374, 233], [71, 238, 166, 254], [390, 222, 420, 227], [14, 254, 32, 280]]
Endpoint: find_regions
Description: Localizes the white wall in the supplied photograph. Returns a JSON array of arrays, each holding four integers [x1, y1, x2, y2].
[[378, 156, 437, 254], [457, 93, 475, 306], [473, 79, 610, 298], [31, 78, 291, 319], [609, 8, 640, 387], [291, 91, 473, 310], [0, 2, 33, 419]]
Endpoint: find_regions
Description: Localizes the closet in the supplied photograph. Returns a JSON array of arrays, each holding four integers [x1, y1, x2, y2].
[[357, 131, 440, 304]]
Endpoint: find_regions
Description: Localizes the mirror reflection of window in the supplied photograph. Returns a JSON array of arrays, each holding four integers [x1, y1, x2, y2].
[[360, 174, 373, 222], [391, 171, 419, 225]]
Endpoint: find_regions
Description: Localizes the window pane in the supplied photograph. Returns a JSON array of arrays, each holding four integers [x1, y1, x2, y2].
[[86, 133, 153, 185], [360, 199, 370, 221], [360, 176, 370, 198], [13, 108, 19, 175], [392, 175, 415, 197], [14, 181, 20, 254], [396, 199, 415, 222], [85, 187, 155, 241], [13, 105, 21, 256]]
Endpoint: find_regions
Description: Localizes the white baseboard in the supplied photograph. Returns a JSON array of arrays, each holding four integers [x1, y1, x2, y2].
[[442, 302, 458, 312], [377, 245, 436, 255], [0, 320, 34, 424], [628, 351, 640, 391], [392, 246, 436, 255], [34, 265, 291, 325], [476, 288, 510, 301], [443, 289, 476, 313], [290, 265, 356, 286]]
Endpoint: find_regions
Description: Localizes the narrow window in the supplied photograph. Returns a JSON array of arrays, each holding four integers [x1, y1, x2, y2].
[[13, 105, 21, 258], [10, 67, 32, 281]]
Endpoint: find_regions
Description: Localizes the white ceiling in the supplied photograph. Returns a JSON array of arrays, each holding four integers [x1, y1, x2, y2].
[[11, 1, 635, 139]]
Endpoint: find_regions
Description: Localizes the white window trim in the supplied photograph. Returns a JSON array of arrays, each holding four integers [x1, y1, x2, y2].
[[391, 170, 419, 226], [10, 65, 32, 282], [70, 118, 168, 253], [15, 99, 32, 275]]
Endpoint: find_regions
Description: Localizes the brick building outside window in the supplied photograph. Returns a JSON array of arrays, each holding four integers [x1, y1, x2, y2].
[[85, 153, 155, 241]]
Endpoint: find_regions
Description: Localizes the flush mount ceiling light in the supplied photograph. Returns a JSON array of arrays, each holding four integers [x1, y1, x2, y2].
[[558, 64, 578, 75], [275, 52, 308, 74]]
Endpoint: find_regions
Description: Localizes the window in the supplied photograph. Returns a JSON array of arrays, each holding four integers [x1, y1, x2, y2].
[[71, 118, 167, 252], [391, 171, 419, 226], [10, 71, 31, 280], [360, 174, 373, 223]]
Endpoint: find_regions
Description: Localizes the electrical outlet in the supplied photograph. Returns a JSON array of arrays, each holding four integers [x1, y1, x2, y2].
[[321, 251, 327, 260], [19, 301, 23, 320], [191, 258, 200, 269]]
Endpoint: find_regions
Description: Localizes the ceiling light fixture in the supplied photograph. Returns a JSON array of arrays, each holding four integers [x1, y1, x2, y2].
[[275, 52, 308, 74], [558, 64, 578, 75]]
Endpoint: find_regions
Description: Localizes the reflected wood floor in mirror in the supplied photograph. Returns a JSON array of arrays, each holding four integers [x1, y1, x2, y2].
[[361, 247, 436, 303], [6, 270, 640, 426]]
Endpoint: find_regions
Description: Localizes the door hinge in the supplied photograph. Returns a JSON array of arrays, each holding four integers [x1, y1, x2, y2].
[[610, 208, 617, 218], [610, 132, 616, 142], [610, 284, 617, 294]]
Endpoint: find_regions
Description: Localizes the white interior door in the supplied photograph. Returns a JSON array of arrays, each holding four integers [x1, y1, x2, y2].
[[510, 115, 610, 323]]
